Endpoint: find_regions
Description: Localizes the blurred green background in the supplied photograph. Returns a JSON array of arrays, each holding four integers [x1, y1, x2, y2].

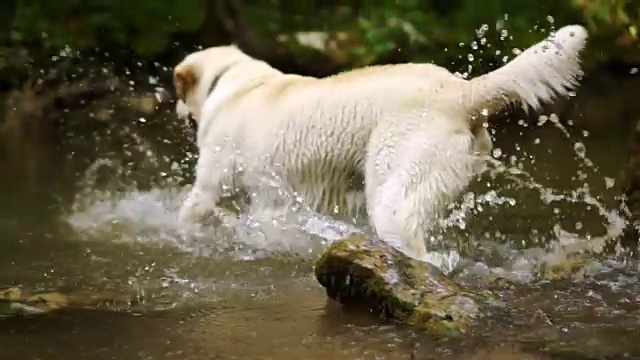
[[1, 0, 637, 74]]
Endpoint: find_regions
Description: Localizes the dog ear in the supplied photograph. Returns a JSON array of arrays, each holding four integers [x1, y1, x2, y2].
[[173, 65, 197, 101]]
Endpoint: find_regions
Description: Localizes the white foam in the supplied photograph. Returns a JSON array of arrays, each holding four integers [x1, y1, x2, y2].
[[66, 177, 363, 261]]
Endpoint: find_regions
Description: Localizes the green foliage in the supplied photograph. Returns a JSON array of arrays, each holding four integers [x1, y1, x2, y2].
[[10, 0, 204, 56], [341, 0, 636, 69], [574, 0, 637, 33], [4, 0, 639, 67]]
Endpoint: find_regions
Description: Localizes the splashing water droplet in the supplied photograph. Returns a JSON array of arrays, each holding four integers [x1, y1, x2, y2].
[[537, 115, 548, 126], [476, 24, 490, 38], [604, 177, 615, 189], [573, 142, 586, 158]]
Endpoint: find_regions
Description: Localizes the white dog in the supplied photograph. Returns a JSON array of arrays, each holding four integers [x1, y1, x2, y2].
[[173, 25, 587, 260]]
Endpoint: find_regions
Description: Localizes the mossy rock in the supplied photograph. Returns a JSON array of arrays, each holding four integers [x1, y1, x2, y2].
[[0, 287, 134, 318], [536, 254, 599, 281], [314, 234, 500, 336]]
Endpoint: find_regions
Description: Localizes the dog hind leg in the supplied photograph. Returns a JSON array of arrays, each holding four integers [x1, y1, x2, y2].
[[366, 127, 477, 260]]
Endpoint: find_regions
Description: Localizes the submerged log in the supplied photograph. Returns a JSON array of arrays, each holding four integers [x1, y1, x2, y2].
[[314, 234, 500, 336]]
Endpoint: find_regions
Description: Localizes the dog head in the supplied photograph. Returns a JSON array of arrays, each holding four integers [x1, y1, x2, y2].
[[173, 45, 252, 126]]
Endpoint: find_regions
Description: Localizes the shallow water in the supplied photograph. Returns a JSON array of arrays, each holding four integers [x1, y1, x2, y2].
[[1, 100, 640, 360]]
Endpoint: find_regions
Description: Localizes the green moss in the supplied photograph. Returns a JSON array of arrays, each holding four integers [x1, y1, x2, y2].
[[0, 287, 137, 317], [315, 235, 491, 336], [316, 237, 417, 321]]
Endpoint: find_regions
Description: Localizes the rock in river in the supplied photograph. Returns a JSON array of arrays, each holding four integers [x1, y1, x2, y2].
[[0, 287, 137, 318], [314, 234, 499, 336]]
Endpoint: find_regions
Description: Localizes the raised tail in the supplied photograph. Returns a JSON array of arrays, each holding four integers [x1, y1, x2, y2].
[[465, 25, 588, 120]]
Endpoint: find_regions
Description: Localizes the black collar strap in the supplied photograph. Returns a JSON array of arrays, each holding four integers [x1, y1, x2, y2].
[[207, 61, 241, 97]]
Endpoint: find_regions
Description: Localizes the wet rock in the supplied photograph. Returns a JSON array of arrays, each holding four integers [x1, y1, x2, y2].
[[0, 287, 135, 318], [314, 234, 500, 336], [1, 288, 67, 317]]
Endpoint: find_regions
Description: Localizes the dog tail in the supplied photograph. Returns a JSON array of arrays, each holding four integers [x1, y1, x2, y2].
[[465, 25, 588, 122]]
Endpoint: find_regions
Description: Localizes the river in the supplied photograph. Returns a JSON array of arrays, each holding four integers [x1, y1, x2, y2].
[[0, 93, 639, 359]]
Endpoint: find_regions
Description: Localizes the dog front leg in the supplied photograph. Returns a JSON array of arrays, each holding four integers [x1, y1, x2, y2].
[[177, 147, 235, 226]]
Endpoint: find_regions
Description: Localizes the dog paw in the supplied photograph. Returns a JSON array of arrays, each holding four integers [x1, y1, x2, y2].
[[177, 199, 221, 227]]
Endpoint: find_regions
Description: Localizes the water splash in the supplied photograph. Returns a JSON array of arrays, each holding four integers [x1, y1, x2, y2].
[[66, 155, 363, 262], [440, 113, 631, 284], [442, 18, 631, 276], [61, 21, 634, 289]]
